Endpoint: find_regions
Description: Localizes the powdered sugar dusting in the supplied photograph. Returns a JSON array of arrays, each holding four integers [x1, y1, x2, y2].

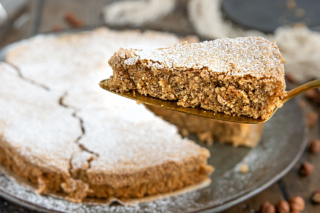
[[188, 0, 320, 83], [0, 63, 81, 172], [7, 28, 179, 94], [0, 28, 306, 212], [78, 108, 203, 174], [130, 37, 285, 78], [4, 28, 206, 189], [0, 97, 306, 212]]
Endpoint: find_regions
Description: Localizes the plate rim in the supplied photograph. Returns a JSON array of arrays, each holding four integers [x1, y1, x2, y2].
[[0, 30, 309, 213], [199, 114, 308, 213]]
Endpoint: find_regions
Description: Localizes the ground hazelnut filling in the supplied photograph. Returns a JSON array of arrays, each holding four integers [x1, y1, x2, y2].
[[106, 37, 287, 119]]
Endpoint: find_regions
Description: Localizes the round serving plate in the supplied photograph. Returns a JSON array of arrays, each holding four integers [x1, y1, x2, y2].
[[0, 33, 308, 213]]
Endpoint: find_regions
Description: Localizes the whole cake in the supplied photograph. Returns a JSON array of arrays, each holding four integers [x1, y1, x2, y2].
[[0, 28, 213, 202], [105, 37, 287, 119]]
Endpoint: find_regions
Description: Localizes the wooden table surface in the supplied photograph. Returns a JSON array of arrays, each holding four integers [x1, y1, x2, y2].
[[0, 1, 319, 212]]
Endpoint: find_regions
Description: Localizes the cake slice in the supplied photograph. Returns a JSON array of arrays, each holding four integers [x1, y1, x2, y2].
[[2, 28, 213, 202], [105, 37, 287, 119]]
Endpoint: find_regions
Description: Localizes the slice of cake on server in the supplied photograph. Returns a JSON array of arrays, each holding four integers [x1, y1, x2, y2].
[[105, 37, 287, 119]]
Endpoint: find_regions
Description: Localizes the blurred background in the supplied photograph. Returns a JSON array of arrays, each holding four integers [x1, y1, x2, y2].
[[0, 0, 193, 47]]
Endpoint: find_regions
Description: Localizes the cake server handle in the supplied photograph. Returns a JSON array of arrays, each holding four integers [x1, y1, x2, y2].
[[284, 79, 320, 104]]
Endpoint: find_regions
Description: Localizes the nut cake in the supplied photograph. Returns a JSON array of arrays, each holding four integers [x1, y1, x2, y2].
[[105, 37, 287, 119], [0, 28, 213, 202], [146, 105, 264, 147]]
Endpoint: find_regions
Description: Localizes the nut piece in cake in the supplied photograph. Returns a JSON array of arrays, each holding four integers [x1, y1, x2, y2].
[[105, 37, 287, 119]]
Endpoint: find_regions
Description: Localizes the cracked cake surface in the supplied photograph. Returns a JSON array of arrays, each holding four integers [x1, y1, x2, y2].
[[1, 28, 213, 202], [105, 37, 287, 119], [0, 63, 83, 198]]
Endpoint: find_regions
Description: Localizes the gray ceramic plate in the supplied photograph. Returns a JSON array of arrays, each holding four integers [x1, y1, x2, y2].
[[0, 36, 308, 213]]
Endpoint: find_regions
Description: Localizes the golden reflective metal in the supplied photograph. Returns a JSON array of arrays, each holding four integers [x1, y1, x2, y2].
[[99, 79, 320, 124]]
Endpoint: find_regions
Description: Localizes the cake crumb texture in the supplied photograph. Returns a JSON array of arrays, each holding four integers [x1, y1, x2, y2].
[[106, 37, 287, 119]]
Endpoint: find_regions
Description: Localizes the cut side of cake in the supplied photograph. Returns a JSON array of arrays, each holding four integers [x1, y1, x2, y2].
[[146, 105, 264, 147], [105, 37, 287, 119], [2, 28, 213, 202]]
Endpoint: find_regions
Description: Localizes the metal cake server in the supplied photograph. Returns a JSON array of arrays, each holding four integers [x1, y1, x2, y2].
[[99, 79, 320, 124]]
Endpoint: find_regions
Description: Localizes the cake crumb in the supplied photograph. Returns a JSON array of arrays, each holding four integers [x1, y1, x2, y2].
[[136, 100, 142, 105], [197, 131, 213, 146], [239, 164, 249, 174], [181, 128, 189, 137]]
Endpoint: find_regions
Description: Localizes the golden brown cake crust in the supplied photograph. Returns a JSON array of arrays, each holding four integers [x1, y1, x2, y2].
[[0, 134, 212, 202], [75, 152, 213, 199], [106, 37, 287, 119]]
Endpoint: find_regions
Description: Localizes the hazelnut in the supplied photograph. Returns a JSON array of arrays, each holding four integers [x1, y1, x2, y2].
[[308, 139, 320, 154], [260, 202, 275, 213], [306, 111, 318, 128], [311, 190, 320, 204], [289, 196, 305, 211], [299, 162, 314, 176], [276, 200, 290, 213]]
